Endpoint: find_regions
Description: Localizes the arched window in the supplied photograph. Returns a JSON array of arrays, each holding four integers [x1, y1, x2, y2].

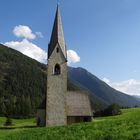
[[56, 47, 59, 53], [54, 64, 61, 75]]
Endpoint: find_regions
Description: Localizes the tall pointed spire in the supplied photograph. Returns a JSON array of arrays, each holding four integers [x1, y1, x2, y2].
[[48, 4, 66, 59]]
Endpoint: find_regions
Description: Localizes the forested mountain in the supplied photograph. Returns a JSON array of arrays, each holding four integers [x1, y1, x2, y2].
[[68, 67, 140, 108], [0, 44, 47, 117], [0, 44, 82, 117], [0, 44, 139, 118]]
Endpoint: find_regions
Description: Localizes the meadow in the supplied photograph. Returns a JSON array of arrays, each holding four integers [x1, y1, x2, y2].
[[0, 108, 140, 140]]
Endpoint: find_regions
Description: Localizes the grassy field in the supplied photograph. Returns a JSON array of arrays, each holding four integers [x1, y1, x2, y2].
[[0, 108, 140, 140]]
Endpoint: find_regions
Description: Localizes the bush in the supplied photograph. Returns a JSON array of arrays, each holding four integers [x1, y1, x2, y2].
[[94, 104, 122, 117], [104, 104, 122, 116], [4, 117, 12, 126]]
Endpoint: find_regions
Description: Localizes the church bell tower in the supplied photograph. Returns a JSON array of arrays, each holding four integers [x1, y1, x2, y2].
[[46, 5, 67, 126]]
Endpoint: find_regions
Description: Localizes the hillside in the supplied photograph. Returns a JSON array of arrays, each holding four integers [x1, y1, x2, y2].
[[0, 108, 140, 140], [0, 44, 140, 117], [133, 96, 140, 102], [0, 44, 47, 117], [0, 44, 84, 117], [68, 67, 140, 107]]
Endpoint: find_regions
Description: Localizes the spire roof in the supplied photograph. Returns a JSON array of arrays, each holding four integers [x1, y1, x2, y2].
[[48, 5, 66, 59]]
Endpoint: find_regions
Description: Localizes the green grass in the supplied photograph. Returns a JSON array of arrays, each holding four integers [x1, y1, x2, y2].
[[0, 108, 140, 140], [0, 117, 35, 128]]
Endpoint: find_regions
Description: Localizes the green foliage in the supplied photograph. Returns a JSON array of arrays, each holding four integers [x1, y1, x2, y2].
[[0, 44, 47, 118], [67, 79, 82, 91], [0, 108, 140, 140], [0, 44, 139, 119], [0, 45, 83, 118], [0, 117, 35, 128], [0, 44, 94, 118], [4, 117, 12, 126], [104, 104, 122, 116], [94, 104, 122, 117]]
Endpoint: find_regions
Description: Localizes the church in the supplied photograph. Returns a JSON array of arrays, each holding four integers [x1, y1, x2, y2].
[[37, 5, 93, 127]]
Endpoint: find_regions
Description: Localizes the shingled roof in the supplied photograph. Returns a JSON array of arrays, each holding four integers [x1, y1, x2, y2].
[[67, 91, 92, 116], [38, 91, 92, 117]]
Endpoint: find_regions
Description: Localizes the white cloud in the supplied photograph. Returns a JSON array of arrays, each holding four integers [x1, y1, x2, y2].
[[4, 25, 80, 65], [35, 32, 43, 38], [103, 78, 140, 96], [4, 39, 80, 65], [102, 77, 110, 84], [67, 50, 80, 65], [13, 25, 36, 39], [4, 39, 47, 63]]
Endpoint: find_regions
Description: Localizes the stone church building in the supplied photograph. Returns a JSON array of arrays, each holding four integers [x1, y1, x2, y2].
[[37, 5, 92, 127]]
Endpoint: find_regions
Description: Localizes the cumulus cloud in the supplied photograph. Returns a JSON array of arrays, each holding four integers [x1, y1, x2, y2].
[[102, 77, 110, 84], [67, 50, 80, 65], [35, 32, 43, 38], [4, 25, 80, 65], [4, 39, 47, 63], [103, 78, 140, 96], [4, 39, 80, 65], [13, 25, 36, 39]]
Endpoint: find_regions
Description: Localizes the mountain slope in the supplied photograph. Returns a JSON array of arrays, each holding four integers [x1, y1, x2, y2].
[[0, 44, 140, 118], [133, 96, 140, 102], [0, 44, 47, 117], [68, 67, 140, 107], [0, 44, 91, 117]]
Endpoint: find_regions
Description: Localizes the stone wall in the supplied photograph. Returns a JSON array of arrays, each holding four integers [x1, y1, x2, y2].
[[46, 44, 67, 126]]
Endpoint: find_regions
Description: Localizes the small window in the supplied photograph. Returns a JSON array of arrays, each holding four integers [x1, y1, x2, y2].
[[54, 64, 60, 75], [56, 47, 59, 53]]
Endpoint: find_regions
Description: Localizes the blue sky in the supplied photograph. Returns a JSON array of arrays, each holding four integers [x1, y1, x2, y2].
[[0, 0, 140, 95]]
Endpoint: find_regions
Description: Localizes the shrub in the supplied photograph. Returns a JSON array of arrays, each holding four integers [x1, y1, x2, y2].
[[104, 104, 122, 116], [4, 117, 12, 126], [94, 104, 122, 117]]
